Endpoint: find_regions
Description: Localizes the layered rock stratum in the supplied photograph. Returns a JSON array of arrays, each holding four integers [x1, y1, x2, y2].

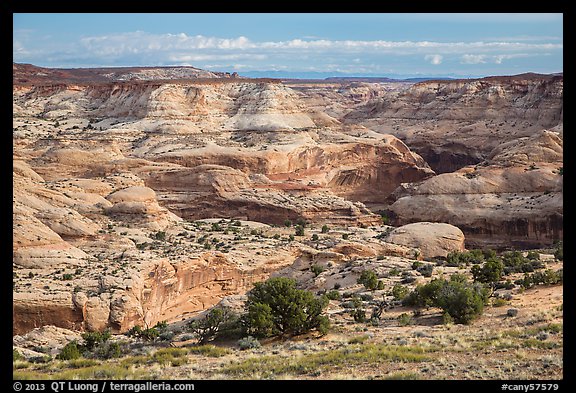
[[13, 64, 434, 335], [12, 65, 562, 337]]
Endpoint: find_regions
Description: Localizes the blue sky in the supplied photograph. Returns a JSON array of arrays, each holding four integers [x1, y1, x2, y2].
[[13, 13, 563, 78]]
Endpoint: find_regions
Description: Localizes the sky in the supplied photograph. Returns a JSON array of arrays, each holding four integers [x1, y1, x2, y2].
[[13, 13, 563, 78]]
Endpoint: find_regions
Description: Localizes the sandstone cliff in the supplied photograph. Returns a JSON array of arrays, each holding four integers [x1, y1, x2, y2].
[[344, 74, 563, 173]]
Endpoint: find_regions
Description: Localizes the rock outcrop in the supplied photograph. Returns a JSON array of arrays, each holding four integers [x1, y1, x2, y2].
[[388, 130, 563, 249], [386, 222, 465, 258], [344, 74, 563, 173]]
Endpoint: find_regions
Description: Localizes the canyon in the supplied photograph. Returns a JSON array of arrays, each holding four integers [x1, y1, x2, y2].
[[13, 64, 562, 341]]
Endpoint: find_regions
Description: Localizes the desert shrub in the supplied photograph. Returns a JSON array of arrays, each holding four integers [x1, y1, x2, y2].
[[348, 335, 370, 344], [351, 307, 367, 323], [311, 234, 319, 241], [402, 278, 446, 307], [310, 264, 325, 277], [377, 280, 385, 290], [554, 242, 563, 261], [392, 284, 409, 301], [325, 290, 341, 301], [403, 276, 489, 324], [13, 349, 23, 362], [516, 269, 563, 289], [526, 251, 540, 260], [81, 330, 111, 351], [92, 341, 124, 360], [57, 341, 82, 360], [159, 331, 175, 342], [284, 220, 292, 227], [153, 321, 169, 333], [492, 298, 508, 307], [211, 223, 222, 232], [125, 325, 142, 338], [187, 307, 238, 344], [295, 225, 305, 236], [389, 267, 401, 276], [416, 263, 434, 277], [471, 257, 504, 284], [238, 336, 261, 350], [141, 327, 159, 341], [435, 279, 489, 324], [357, 270, 379, 290], [397, 313, 412, 326], [243, 277, 329, 338], [342, 233, 349, 240], [153, 231, 166, 241], [321, 225, 329, 233], [494, 280, 515, 290], [333, 283, 341, 290]]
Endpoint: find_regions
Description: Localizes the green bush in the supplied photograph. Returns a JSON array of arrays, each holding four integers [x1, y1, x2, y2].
[[187, 307, 238, 344], [57, 341, 82, 360], [325, 290, 341, 301], [351, 307, 367, 323], [342, 233, 349, 240], [284, 220, 293, 227], [243, 277, 330, 338], [13, 349, 24, 362], [238, 336, 261, 350], [357, 270, 379, 290], [81, 330, 111, 351], [311, 234, 319, 242], [310, 264, 325, 277], [554, 242, 563, 261], [416, 263, 433, 277], [397, 313, 412, 326], [321, 225, 329, 233], [516, 269, 563, 289], [153, 231, 166, 241], [471, 257, 504, 284], [392, 284, 409, 301], [403, 276, 489, 324], [92, 341, 123, 359], [141, 328, 159, 341], [402, 278, 446, 307], [126, 325, 142, 338], [435, 279, 489, 324], [295, 225, 305, 236]]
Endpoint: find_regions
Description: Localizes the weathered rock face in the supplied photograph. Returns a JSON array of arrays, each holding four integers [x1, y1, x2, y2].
[[344, 74, 563, 173], [386, 222, 465, 258], [13, 325, 82, 358], [388, 130, 563, 249], [13, 64, 563, 338]]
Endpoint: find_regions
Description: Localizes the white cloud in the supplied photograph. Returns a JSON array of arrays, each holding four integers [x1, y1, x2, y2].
[[425, 54, 443, 65], [76, 32, 562, 55], [461, 53, 534, 64], [12, 30, 563, 74], [461, 54, 487, 64]]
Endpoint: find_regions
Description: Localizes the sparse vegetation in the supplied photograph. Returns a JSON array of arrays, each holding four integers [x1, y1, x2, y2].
[[187, 307, 239, 344], [237, 336, 261, 350], [243, 277, 329, 338], [310, 264, 325, 277], [404, 275, 489, 324], [357, 270, 379, 291], [295, 225, 305, 236]]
